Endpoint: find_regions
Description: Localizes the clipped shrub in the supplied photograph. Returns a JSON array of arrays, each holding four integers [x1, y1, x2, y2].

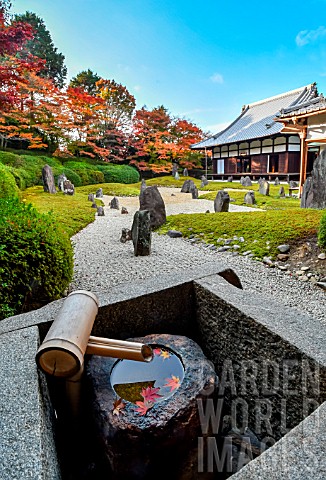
[[0, 163, 20, 199], [63, 161, 105, 184], [318, 210, 326, 250], [97, 164, 140, 184], [0, 198, 73, 320]]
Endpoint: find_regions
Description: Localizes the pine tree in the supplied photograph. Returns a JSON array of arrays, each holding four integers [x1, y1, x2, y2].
[[14, 11, 67, 88]]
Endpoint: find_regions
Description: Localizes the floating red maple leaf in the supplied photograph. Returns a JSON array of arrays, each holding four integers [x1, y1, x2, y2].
[[112, 398, 126, 416], [164, 375, 181, 392], [141, 386, 162, 403], [153, 348, 161, 356], [135, 400, 152, 416]]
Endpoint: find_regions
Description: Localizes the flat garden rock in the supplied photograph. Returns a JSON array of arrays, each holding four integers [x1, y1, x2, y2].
[[167, 230, 183, 238], [277, 244, 290, 253]]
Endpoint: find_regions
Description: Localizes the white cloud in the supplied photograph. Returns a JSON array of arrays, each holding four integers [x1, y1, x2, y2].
[[210, 72, 224, 84], [296, 26, 326, 46]]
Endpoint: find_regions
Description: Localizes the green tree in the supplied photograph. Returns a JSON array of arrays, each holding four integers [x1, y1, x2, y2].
[[14, 11, 67, 88], [69, 69, 101, 95]]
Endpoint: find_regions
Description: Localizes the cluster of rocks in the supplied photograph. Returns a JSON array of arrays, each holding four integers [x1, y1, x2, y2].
[[185, 233, 326, 289], [240, 176, 252, 187], [119, 183, 168, 256], [58, 174, 74, 195], [261, 244, 326, 288], [42, 165, 75, 195]]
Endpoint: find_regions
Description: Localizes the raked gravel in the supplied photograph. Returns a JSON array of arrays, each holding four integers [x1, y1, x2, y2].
[[70, 188, 326, 325]]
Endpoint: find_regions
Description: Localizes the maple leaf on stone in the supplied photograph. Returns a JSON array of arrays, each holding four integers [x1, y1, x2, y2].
[[135, 400, 152, 416], [164, 375, 181, 392], [160, 350, 170, 360], [112, 398, 126, 416], [141, 386, 162, 403]]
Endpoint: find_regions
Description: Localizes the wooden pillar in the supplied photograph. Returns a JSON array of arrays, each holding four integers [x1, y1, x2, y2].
[[299, 128, 307, 196]]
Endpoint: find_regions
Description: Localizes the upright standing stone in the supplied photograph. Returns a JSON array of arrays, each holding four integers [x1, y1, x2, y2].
[[244, 191, 255, 205], [200, 175, 209, 187], [183, 168, 189, 177], [57, 174, 67, 192], [259, 180, 270, 196], [227, 176, 233, 182], [172, 163, 178, 177], [242, 176, 252, 187], [42, 165, 56, 194], [190, 185, 198, 199], [214, 190, 230, 212], [88, 193, 95, 202], [240, 177, 245, 185], [175, 171, 180, 180], [279, 186, 285, 197], [258, 177, 265, 186], [181, 179, 195, 193], [97, 206, 105, 216], [274, 177, 280, 185], [140, 179, 147, 194], [139, 186, 166, 228], [63, 180, 74, 195], [96, 188, 103, 198], [301, 150, 326, 209], [131, 210, 151, 256], [110, 197, 120, 209]]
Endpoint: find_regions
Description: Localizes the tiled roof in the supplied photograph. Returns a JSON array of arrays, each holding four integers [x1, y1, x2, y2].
[[276, 94, 326, 118], [192, 83, 318, 149]]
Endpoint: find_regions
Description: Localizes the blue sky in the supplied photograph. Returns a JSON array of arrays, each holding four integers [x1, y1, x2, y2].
[[14, 0, 326, 133]]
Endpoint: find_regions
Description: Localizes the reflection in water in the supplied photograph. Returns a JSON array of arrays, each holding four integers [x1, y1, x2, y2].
[[111, 345, 184, 407]]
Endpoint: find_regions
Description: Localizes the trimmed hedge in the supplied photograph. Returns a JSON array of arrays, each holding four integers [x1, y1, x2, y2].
[[0, 163, 20, 199], [96, 164, 140, 184], [0, 150, 139, 188], [0, 198, 73, 319], [318, 210, 326, 250]]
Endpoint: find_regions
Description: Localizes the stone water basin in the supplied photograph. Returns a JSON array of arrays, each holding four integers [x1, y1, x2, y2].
[[86, 333, 218, 479]]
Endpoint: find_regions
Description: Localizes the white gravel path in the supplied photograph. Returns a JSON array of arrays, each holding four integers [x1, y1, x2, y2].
[[70, 188, 325, 325]]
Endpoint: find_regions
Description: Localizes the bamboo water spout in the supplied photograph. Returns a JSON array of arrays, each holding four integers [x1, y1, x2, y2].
[[36, 290, 153, 378]]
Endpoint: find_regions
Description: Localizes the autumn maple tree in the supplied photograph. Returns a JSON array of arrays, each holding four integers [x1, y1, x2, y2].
[[130, 105, 205, 173], [0, 2, 206, 171]]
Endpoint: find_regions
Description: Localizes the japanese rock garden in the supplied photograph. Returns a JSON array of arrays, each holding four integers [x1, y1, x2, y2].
[[1, 2, 326, 478]]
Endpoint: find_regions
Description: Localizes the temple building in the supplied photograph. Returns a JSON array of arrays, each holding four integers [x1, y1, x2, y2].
[[275, 92, 326, 190], [191, 83, 321, 184]]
